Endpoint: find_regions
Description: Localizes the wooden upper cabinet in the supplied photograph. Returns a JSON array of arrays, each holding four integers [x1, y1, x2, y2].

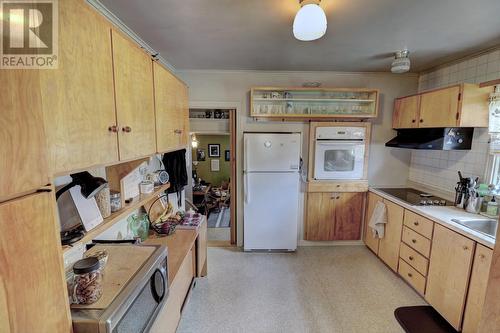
[[419, 86, 460, 128], [425, 224, 475, 331], [153, 62, 189, 152], [393, 95, 420, 129], [305, 192, 363, 241], [363, 192, 384, 254], [377, 199, 404, 272], [0, 70, 50, 200], [40, 0, 118, 174], [111, 30, 156, 161], [462, 244, 493, 333], [0, 192, 72, 333], [393, 84, 491, 129]]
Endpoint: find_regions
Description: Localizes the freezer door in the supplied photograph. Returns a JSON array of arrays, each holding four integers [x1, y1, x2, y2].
[[244, 133, 301, 172], [243, 172, 299, 251]]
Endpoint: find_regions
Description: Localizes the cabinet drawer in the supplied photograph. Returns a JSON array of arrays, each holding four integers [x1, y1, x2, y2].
[[403, 210, 434, 239], [400, 242, 429, 276], [402, 226, 431, 257], [399, 259, 426, 295]]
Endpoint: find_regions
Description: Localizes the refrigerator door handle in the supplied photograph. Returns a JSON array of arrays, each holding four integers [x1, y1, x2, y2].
[[244, 136, 249, 172], [244, 172, 250, 203]]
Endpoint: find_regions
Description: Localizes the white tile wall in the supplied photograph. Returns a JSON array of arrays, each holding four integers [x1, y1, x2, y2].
[[409, 48, 500, 192]]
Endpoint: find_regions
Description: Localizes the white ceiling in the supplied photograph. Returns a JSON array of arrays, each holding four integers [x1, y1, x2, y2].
[[100, 0, 500, 72]]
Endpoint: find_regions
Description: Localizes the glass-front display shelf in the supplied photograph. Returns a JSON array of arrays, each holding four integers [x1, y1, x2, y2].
[[250, 88, 379, 118]]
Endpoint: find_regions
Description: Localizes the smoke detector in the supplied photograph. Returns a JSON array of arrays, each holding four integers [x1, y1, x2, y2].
[[391, 50, 411, 73]]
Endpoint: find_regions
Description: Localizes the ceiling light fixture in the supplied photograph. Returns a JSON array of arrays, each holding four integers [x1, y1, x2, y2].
[[293, 0, 327, 41], [391, 50, 411, 73]]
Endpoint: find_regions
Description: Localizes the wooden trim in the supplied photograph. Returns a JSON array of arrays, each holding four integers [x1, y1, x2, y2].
[[306, 180, 368, 193], [395, 84, 463, 100], [479, 79, 500, 88], [229, 109, 237, 245]]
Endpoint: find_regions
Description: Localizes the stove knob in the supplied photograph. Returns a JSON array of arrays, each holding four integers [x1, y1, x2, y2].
[[427, 200, 434, 205], [440, 200, 446, 206], [433, 200, 440, 205], [420, 200, 427, 205]]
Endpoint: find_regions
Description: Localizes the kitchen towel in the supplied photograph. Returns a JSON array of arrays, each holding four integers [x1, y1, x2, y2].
[[368, 201, 387, 239]]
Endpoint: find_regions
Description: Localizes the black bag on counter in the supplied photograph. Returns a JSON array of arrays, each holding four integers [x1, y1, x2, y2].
[[162, 149, 188, 205]]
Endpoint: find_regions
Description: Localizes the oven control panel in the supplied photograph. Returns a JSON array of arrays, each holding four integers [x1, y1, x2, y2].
[[316, 127, 366, 140]]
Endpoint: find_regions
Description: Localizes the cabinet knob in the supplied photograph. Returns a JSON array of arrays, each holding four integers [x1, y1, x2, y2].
[[412, 119, 416, 123], [174, 129, 182, 134], [336, 196, 340, 199], [409, 256, 414, 261], [407, 273, 413, 278], [479, 254, 486, 259], [411, 239, 417, 244], [122, 126, 132, 133], [463, 245, 469, 251], [108, 125, 118, 133], [419, 119, 424, 123], [413, 221, 419, 226]]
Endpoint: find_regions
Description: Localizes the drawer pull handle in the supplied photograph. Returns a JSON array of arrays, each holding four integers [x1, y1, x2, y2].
[[407, 273, 413, 278], [411, 239, 417, 244], [409, 256, 414, 261], [413, 221, 419, 226]]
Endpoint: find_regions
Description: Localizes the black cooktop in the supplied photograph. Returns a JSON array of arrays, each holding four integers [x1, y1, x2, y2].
[[376, 188, 452, 206]]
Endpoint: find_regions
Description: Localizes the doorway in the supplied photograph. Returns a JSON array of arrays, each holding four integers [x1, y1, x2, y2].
[[188, 108, 237, 245]]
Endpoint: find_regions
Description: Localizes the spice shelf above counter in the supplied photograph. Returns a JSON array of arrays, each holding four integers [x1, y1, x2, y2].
[[62, 183, 170, 254]]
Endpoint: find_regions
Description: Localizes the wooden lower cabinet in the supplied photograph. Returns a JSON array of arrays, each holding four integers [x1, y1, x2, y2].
[[462, 244, 493, 333], [363, 192, 384, 254], [425, 224, 475, 331], [305, 192, 364, 241], [0, 192, 72, 333], [377, 200, 404, 271], [151, 247, 195, 333]]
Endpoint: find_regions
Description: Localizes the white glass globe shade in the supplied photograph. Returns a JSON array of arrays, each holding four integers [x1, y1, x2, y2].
[[293, 4, 327, 41], [391, 57, 411, 73]]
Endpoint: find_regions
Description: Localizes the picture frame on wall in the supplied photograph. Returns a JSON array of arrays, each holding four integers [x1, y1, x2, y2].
[[225, 150, 230, 161], [208, 144, 220, 157], [197, 148, 206, 161]]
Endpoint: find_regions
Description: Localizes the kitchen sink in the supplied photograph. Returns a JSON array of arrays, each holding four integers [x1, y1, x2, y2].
[[451, 218, 498, 238]]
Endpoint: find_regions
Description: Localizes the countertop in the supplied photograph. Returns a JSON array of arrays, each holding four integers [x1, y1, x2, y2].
[[370, 187, 496, 249]]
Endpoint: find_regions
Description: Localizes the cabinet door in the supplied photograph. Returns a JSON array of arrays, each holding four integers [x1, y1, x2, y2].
[[378, 200, 404, 271], [0, 71, 49, 200], [179, 82, 190, 147], [112, 30, 156, 161], [333, 192, 364, 240], [153, 63, 188, 152], [462, 244, 493, 333], [425, 224, 475, 331], [40, 0, 118, 174], [305, 192, 336, 241], [363, 192, 384, 254], [0, 192, 71, 333], [306, 192, 363, 241], [393, 95, 420, 129], [419, 86, 460, 128]]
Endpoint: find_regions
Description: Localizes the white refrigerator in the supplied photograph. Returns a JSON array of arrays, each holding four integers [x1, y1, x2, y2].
[[243, 133, 301, 251]]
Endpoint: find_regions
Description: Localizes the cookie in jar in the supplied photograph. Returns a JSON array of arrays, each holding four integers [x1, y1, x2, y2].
[[72, 257, 103, 305]]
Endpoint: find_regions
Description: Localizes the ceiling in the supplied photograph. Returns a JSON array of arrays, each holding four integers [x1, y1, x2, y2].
[[100, 0, 500, 72]]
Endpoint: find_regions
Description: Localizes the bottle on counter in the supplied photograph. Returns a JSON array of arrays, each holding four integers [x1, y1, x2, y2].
[[486, 196, 499, 216]]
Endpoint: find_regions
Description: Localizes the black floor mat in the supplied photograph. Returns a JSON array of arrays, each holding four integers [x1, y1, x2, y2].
[[394, 306, 458, 333]]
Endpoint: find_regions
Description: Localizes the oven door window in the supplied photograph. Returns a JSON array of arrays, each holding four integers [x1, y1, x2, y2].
[[324, 149, 355, 172]]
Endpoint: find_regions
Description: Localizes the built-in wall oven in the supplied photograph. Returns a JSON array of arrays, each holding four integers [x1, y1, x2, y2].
[[314, 127, 366, 180]]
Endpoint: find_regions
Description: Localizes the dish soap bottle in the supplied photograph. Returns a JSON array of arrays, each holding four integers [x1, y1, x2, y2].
[[487, 196, 498, 216]]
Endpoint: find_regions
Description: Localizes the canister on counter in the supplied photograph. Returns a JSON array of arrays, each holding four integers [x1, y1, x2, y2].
[[110, 190, 121, 213]]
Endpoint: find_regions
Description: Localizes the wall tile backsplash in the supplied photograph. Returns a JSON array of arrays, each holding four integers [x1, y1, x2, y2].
[[409, 48, 500, 193]]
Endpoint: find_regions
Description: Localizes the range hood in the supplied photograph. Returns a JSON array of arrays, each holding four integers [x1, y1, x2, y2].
[[385, 127, 474, 150]]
